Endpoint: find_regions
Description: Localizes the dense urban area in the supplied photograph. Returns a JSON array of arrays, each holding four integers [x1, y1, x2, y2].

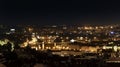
[[0, 24, 120, 67]]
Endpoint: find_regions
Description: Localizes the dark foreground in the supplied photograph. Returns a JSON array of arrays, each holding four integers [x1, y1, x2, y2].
[[0, 47, 120, 67]]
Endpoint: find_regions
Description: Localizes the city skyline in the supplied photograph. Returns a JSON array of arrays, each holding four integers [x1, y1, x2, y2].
[[1, 1, 120, 66]]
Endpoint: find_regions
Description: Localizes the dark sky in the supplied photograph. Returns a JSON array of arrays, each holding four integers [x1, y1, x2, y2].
[[1, 0, 120, 25]]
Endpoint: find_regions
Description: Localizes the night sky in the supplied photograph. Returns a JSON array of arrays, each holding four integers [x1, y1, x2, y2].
[[1, 0, 120, 25]]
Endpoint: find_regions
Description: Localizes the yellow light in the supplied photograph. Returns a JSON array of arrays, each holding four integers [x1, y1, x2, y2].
[[80, 37, 83, 40], [103, 46, 106, 49], [41, 37, 45, 39], [28, 28, 33, 32], [35, 47, 38, 50], [108, 42, 114, 44], [84, 27, 89, 30], [110, 26, 113, 29], [114, 46, 117, 52], [95, 27, 98, 29]]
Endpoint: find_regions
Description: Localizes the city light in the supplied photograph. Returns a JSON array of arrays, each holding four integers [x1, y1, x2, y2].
[[70, 39, 75, 43]]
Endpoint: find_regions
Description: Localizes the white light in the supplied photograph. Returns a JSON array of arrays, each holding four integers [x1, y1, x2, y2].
[[37, 36, 40, 39], [10, 29, 15, 31], [70, 39, 75, 43], [110, 31, 114, 34]]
